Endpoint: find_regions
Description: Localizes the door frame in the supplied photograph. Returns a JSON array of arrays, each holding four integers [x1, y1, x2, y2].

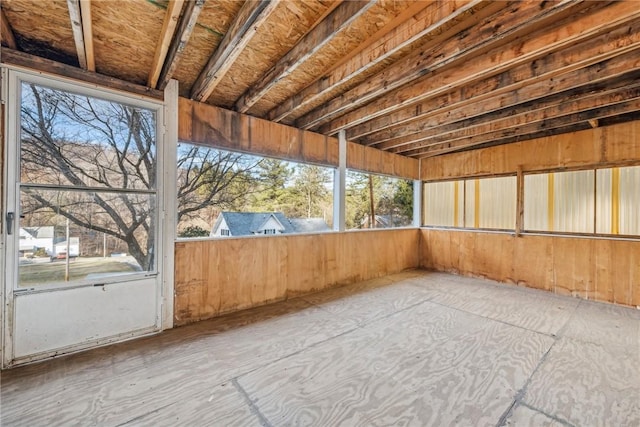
[[1, 65, 176, 368]]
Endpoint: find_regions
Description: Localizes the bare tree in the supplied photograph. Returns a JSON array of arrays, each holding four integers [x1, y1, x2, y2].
[[20, 83, 259, 268]]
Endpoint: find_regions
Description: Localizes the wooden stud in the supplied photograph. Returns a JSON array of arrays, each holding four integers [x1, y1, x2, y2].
[[190, 0, 278, 102], [234, 0, 376, 113], [157, 0, 205, 90], [1, 7, 16, 49], [148, 0, 185, 88]]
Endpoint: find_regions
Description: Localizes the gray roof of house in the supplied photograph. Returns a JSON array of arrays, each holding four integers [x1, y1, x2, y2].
[[220, 212, 295, 236], [216, 212, 330, 236]]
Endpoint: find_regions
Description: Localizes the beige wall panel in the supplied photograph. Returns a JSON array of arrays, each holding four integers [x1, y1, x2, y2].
[[175, 229, 420, 325], [420, 229, 639, 308], [512, 235, 554, 292]]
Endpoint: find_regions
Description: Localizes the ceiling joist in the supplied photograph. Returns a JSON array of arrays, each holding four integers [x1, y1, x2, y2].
[[399, 81, 640, 156], [416, 96, 640, 158], [157, 0, 205, 90], [190, 0, 279, 102], [234, 0, 376, 114], [66, 0, 94, 71], [266, 0, 489, 123], [364, 30, 640, 149], [308, 1, 603, 135], [312, 1, 640, 137], [148, 0, 185, 88]]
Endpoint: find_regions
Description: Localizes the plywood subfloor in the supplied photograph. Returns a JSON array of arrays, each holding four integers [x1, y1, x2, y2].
[[1, 271, 639, 426]]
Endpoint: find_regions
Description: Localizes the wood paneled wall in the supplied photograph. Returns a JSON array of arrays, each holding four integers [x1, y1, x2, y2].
[[420, 120, 640, 180], [419, 120, 640, 308], [420, 229, 640, 307], [174, 229, 420, 325], [179, 98, 419, 179]]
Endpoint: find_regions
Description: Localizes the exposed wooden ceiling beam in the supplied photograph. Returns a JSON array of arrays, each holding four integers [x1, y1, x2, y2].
[[362, 28, 640, 148], [352, 43, 640, 143], [410, 95, 640, 158], [67, 0, 88, 69], [396, 81, 640, 155], [312, 1, 640, 136], [148, 0, 185, 88], [157, 0, 205, 90], [80, 0, 94, 71], [296, 0, 590, 132], [266, 0, 489, 123], [190, 0, 278, 102], [0, 48, 163, 99], [375, 65, 640, 152], [234, 0, 376, 114], [1, 7, 16, 49]]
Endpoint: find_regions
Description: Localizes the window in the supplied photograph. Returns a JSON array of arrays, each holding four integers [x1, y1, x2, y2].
[[596, 166, 640, 235], [177, 144, 334, 238], [346, 171, 413, 229], [18, 82, 158, 287], [524, 170, 594, 233], [423, 176, 516, 230], [465, 176, 516, 229], [422, 180, 463, 227]]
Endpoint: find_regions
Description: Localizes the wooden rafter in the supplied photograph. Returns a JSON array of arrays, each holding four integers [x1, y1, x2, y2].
[[80, 0, 94, 71], [149, 0, 185, 88], [267, 0, 489, 123], [362, 30, 640, 149], [296, 0, 590, 132], [190, 0, 278, 102], [411, 96, 640, 158], [67, 0, 88, 69], [397, 81, 640, 156], [1, 7, 16, 49], [311, 1, 640, 136], [375, 66, 640, 153], [234, 0, 376, 114], [157, 0, 205, 90]]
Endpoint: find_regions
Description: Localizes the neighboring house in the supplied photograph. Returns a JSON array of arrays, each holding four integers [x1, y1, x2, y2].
[[19, 226, 80, 257], [211, 212, 330, 237]]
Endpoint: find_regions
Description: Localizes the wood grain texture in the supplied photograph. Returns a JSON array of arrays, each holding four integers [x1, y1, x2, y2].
[[237, 300, 554, 426], [525, 337, 640, 427], [179, 97, 420, 178], [2, 271, 638, 426], [420, 229, 640, 308], [174, 229, 420, 325], [420, 120, 640, 180]]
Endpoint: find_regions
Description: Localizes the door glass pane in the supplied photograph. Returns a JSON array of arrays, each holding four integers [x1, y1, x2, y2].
[[18, 188, 155, 288], [20, 82, 156, 190]]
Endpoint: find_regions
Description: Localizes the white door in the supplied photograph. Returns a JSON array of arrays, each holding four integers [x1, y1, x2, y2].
[[2, 69, 166, 367]]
